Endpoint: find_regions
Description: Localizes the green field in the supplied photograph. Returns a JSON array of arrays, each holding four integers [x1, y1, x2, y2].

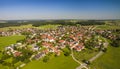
[[0, 24, 33, 31], [90, 46, 120, 69], [0, 24, 61, 31], [73, 49, 98, 62], [0, 35, 25, 50], [96, 25, 120, 30], [23, 53, 79, 69], [36, 24, 61, 30]]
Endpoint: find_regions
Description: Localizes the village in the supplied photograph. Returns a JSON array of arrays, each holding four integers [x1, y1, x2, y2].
[[0, 25, 119, 69]]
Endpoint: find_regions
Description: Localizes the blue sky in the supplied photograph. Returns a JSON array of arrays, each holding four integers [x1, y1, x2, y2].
[[0, 0, 120, 20]]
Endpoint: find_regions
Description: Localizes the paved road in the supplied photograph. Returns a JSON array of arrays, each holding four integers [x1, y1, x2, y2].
[[76, 63, 88, 69], [89, 51, 103, 62], [73, 27, 109, 69], [89, 38, 108, 62], [71, 50, 88, 69]]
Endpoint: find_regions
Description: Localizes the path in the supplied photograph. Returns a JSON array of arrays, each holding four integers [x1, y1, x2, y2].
[[89, 51, 103, 62], [71, 50, 82, 65], [74, 26, 109, 69], [71, 49, 88, 69], [76, 63, 88, 69], [89, 39, 108, 62]]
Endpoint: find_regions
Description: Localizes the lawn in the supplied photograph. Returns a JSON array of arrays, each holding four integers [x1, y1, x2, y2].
[[22, 53, 79, 69], [73, 49, 98, 62], [90, 46, 120, 69], [0, 35, 25, 50]]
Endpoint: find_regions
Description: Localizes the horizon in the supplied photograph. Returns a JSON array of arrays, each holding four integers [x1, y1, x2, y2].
[[0, 0, 120, 20], [0, 18, 120, 21]]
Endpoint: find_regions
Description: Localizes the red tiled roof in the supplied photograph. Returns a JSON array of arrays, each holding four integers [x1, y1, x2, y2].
[[41, 34, 47, 38], [59, 40, 65, 43], [42, 42, 52, 47], [47, 36, 54, 40], [14, 51, 21, 57]]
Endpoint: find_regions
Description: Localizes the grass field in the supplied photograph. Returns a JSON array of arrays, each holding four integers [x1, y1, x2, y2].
[[90, 46, 120, 69], [36, 24, 61, 30], [73, 49, 98, 62], [96, 25, 120, 30], [0, 35, 25, 50], [0, 24, 61, 31], [0, 24, 33, 31], [23, 53, 79, 69]]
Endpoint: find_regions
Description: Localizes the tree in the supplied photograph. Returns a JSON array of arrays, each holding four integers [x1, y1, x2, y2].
[[85, 39, 95, 49], [62, 48, 71, 56], [111, 39, 120, 47], [102, 48, 107, 52], [43, 56, 49, 63]]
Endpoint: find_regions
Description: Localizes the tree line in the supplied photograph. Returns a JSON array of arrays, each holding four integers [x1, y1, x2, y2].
[[0, 20, 105, 28]]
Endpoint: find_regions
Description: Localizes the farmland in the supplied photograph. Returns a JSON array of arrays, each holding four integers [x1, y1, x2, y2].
[[0, 20, 120, 69]]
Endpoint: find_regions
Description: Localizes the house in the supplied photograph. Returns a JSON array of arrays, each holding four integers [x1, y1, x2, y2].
[[59, 40, 65, 44], [17, 43, 22, 46], [34, 52, 45, 60], [42, 42, 52, 48], [13, 51, 22, 57], [47, 35, 55, 42], [73, 44, 84, 51]]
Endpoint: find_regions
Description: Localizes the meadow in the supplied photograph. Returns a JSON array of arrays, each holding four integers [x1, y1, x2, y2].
[[36, 24, 61, 30], [0, 24, 61, 31], [0, 35, 25, 50], [73, 49, 98, 62], [0, 24, 33, 31], [90, 46, 120, 69], [23, 53, 79, 69], [96, 25, 120, 30]]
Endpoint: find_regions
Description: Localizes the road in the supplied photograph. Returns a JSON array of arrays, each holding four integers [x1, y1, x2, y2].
[[71, 26, 109, 69], [71, 50, 88, 69], [71, 50, 82, 65], [89, 51, 103, 62], [75, 39, 108, 69], [76, 63, 88, 69], [89, 40, 108, 62]]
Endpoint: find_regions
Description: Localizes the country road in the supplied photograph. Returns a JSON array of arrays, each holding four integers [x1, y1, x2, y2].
[[89, 51, 103, 62], [71, 26, 109, 69], [89, 39, 108, 62], [71, 49, 88, 69], [76, 63, 88, 69], [71, 50, 82, 65]]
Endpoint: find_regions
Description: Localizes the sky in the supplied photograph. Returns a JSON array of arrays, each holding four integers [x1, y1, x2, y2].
[[0, 0, 120, 20]]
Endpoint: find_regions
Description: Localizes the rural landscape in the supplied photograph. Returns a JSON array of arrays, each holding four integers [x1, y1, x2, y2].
[[0, 0, 120, 69], [0, 20, 120, 69]]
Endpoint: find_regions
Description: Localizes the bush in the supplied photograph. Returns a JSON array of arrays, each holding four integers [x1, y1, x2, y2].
[[111, 39, 120, 47], [102, 48, 107, 52], [82, 59, 90, 65], [43, 56, 49, 63], [82, 59, 86, 63], [62, 48, 71, 56], [64, 52, 70, 56]]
